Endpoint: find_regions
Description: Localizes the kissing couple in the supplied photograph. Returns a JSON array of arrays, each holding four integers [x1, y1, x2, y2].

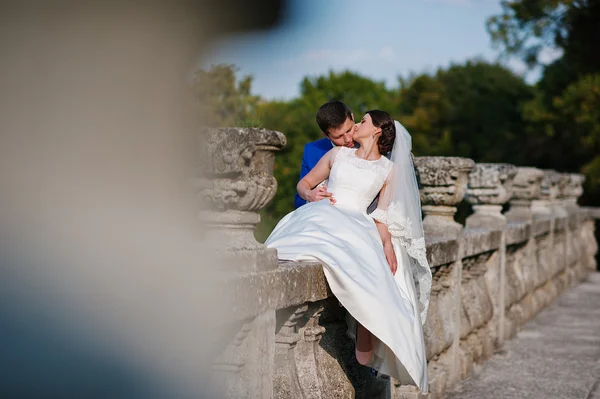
[[265, 100, 431, 392]]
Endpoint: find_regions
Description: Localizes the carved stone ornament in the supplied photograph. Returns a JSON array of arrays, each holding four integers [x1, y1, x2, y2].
[[465, 163, 517, 228], [561, 173, 585, 208], [414, 156, 475, 237], [197, 127, 286, 271], [531, 170, 562, 216], [506, 167, 544, 221]]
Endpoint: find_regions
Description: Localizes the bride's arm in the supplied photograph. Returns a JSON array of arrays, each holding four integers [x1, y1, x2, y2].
[[372, 175, 398, 274], [297, 147, 340, 203]]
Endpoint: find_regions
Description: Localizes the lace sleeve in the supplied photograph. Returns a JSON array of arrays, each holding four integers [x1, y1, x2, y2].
[[369, 163, 394, 224], [370, 208, 387, 224]]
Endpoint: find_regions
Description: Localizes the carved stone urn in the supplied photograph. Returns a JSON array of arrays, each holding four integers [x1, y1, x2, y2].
[[465, 163, 517, 228], [413, 156, 475, 237], [532, 170, 561, 216], [505, 167, 544, 222], [197, 127, 286, 272]]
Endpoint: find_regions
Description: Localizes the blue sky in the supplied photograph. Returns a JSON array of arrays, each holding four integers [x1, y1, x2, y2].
[[203, 0, 554, 100]]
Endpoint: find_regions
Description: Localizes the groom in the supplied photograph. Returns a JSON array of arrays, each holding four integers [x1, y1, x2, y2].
[[294, 100, 387, 214], [293, 100, 356, 209]]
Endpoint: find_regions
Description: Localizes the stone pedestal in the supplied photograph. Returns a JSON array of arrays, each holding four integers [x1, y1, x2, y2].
[[414, 156, 475, 238], [532, 170, 561, 217], [465, 163, 517, 229], [560, 173, 585, 212], [506, 167, 544, 222], [202, 210, 277, 271], [198, 127, 286, 272]]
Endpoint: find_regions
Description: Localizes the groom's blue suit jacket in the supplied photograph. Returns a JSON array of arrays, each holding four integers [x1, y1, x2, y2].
[[294, 137, 333, 209]]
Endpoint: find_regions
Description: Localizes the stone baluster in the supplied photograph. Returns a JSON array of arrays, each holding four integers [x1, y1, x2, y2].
[[505, 167, 544, 222], [464, 163, 517, 228], [552, 173, 572, 218], [561, 173, 585, 211], [274, 305, 309, 398], [413, 156, 475, 238], [197, 127, 286, 272], [199, 127, 285, 399], [531, 170, 561, 217], [292, 303, 327, 398], [464, 163, 516, 349]]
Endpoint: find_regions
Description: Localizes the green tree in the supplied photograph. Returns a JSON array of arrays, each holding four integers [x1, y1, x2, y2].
[[488, 0, 600, 208], [193, 64, 260, 127], [487, 0, 600, 72], [523, 74, 600, 192], [399, 61, 534, 163]]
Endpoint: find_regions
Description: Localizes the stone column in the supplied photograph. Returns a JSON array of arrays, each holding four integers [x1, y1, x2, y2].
[[200, 127, 285, 399], [413, 156, 475, 238], [197, 127, 286, 272], [505, 167, 544, 222], [532, 170, 561, 217], [464, 163, 517, 228]]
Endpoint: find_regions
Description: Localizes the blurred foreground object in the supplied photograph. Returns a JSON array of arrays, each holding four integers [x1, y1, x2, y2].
[[0, 1, 283, 398]]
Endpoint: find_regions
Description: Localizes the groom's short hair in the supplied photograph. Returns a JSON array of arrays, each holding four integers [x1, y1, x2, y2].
[[316, 101, 352, 135]]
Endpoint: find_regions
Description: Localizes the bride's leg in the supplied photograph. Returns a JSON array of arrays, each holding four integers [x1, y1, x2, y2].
[[355, 322, 373, 365]]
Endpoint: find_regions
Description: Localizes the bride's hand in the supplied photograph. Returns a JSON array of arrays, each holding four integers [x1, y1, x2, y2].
[[383, 241, 397, 275], [306, 185, 333, 202]]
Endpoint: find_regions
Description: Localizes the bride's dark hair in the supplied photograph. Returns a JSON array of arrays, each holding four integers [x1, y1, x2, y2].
[[366, 110, 395, 154]]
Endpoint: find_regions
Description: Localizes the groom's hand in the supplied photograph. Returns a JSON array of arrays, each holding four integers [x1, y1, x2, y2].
[[307, 186, 333, 203], [383, 241, 397, 275]]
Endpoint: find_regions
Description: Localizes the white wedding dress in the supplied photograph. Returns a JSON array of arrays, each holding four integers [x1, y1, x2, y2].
[[265, 147, 428, 391]]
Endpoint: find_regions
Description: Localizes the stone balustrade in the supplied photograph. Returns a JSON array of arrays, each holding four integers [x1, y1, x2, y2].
[[203, 128, 599, 399]]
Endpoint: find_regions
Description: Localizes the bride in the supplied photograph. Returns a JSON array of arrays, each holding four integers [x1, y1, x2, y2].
[[264, 110, 431, 393]]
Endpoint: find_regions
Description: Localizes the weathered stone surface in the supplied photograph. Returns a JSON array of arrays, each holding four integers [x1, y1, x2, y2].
[[462, 228, 502, 258], [199, 127, 286, 212], [505, 221, 530, 245], [561, 173, 586, 211], [532, 217, 551, 237], [504, 243, 528, 307], [531, 170, 561, 216], [212, 311, 276, 399], [506, 167, 544, 222], [465, 163, 517, 206], [199, 127, 286, 272], [460, 253, 494, 338], [414, 156, 475, 237], [227, 262, 329, 322], [426, 236, 460, 267], [465, 163, 517, 228], [539, 170, 562, 201], [425, 262, 459, 361]]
